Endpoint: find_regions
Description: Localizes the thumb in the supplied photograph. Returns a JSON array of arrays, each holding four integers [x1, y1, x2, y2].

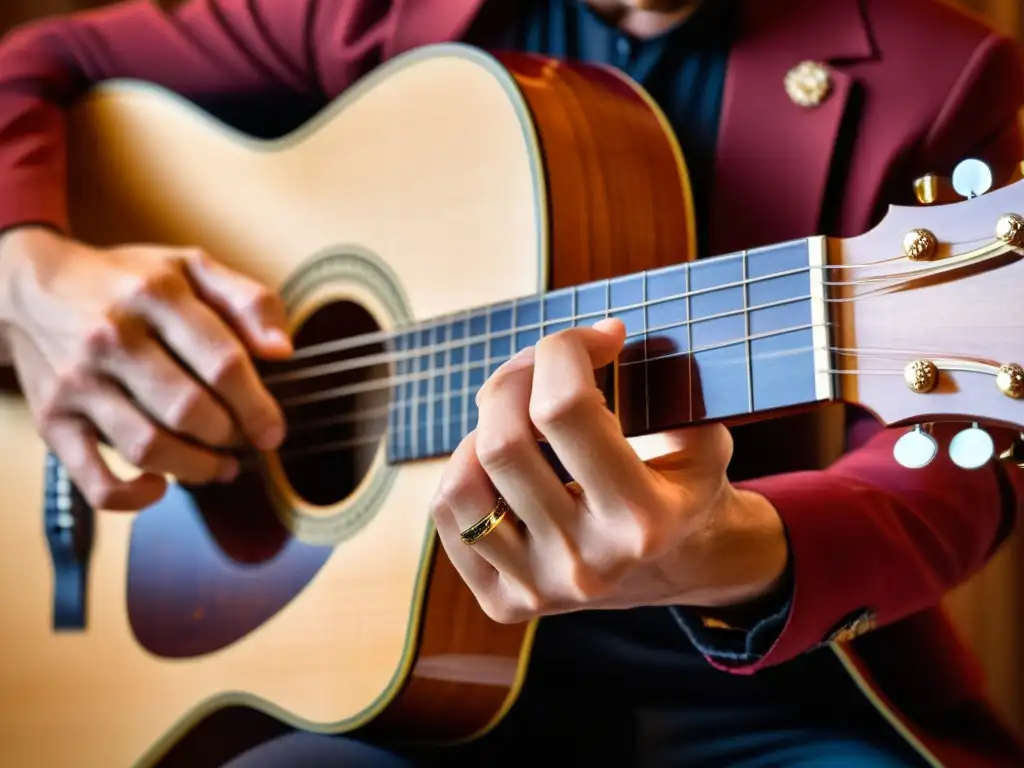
[[631, 423, 734, 472]]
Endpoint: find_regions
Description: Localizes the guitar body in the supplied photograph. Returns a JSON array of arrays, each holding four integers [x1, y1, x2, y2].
[[0, 46, 693, 766]]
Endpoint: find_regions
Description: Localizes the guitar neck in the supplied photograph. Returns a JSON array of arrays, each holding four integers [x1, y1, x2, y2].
[[384, 236, 834, 462]]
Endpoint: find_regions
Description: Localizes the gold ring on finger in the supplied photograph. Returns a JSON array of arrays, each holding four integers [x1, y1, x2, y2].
[[460, 496, 512, 545]]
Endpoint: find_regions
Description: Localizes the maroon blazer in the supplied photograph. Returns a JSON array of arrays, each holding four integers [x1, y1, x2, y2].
[[0, 0, 1022, 764]]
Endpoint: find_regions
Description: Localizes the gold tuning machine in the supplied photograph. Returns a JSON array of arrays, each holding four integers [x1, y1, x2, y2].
[[914, 159, 1023, 205], [913, 174, 956, 205]]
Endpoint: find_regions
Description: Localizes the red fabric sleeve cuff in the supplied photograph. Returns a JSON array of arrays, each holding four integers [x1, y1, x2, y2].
[[720, 466, 971, 673], [709, 471, 888, 672], [0, 124, 69, 236], [0, 181, 67, 236]]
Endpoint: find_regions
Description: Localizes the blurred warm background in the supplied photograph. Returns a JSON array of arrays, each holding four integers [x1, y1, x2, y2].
[[0, 0, 1021, 738]]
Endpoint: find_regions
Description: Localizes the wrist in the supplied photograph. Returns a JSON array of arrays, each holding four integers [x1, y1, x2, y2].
[[0, 226, 62, 326], [669, 485, 790, 609]]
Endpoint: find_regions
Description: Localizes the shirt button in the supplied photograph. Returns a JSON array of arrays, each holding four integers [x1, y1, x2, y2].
[[616, 37, 632, 59]]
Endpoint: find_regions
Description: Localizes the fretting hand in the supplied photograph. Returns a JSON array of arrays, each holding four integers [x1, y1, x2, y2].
[[429, 319, 789, 622], [0, 227, 292, 510]]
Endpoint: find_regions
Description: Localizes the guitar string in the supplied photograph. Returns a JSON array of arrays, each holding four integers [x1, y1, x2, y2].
[[270, 238, 1016, 425], [270, 243, 995, 411], [275, 309, 820, 408], [262, 248, 1015, 391], [263, 339, 820, 465], [277, 345, 918, 440], [267, 265, 813, 372], [265, 233, 1003, 371], [256, 342, 971, 468]]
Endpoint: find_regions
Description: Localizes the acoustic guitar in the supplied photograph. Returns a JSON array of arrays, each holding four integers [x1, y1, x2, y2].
[[0, 43, 1022, 768]]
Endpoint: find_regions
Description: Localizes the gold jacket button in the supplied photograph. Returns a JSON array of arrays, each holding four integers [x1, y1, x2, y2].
[[784, 60, 833, 107]]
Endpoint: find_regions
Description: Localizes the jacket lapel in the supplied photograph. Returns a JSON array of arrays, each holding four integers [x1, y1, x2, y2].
[[708, 0, 875, 256]]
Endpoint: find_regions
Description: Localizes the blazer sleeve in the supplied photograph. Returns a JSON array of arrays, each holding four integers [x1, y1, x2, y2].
[[0, 0, 394, 236], [683, 31, 1024, 674]]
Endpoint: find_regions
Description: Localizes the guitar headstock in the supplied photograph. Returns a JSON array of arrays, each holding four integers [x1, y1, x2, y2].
[[830, 160, 1024, 470]]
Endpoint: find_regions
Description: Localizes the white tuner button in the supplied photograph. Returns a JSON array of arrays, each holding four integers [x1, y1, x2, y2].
[[949, 424, 995, 470], [893, 426, 938, 469]]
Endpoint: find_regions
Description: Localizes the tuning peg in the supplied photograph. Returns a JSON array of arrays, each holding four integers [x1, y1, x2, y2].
[[913, 174, 940, 205], [893, 425, 938, 469], [948, 423, 995, 470], [951, 159, 993, 199], [912, 174, 959, 205], [999, 434, 1024, 469]]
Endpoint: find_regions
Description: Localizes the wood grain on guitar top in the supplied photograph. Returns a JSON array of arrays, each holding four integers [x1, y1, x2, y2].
[[0, 46, 693, 767]]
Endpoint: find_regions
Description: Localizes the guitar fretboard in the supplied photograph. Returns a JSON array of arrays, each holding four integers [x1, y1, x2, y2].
[[386, 237, 833, 462]]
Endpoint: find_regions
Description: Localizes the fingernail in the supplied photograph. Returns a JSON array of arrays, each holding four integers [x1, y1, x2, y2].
[[218, 459, 240, 483], [266, 329, 293, 350]]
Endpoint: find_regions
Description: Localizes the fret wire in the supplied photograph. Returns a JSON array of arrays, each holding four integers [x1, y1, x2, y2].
[[426, 324, 435, 456], [440, 321, 450, 453], [642, 270, 650, 432], [742, 249, 754, 414], [572, 285, 579, 327], [685, 264, 693, 423], [460, 309, 470, 443], [512, 296, 519, 355], [396, 334, 406, 460], [484, 305, 492, 391], [388, 335, 397, 460], [412, 331, 421, 458], [539, 288, 547, 339]]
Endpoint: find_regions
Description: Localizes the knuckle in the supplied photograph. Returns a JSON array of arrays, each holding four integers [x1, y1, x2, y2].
[[85, 479, 119, 510], [54, 363, 94, 399], [479, 592, 532, 625], [206, 347, 247, 389], [621, 513, 671, 562], [178, 246, 210, 269], [431, 477, 476, 521], [164, 384, 207, 432], [529, 388, 601, 431], [124, 424, 161, 468], [474, 427, 533, 472], [36, 399, 61, 429], [559, 558, 608, 604], [79, 319, 124, 363], [477, 575, 542, 625], [127, 265, 186, 303], [245, 284, 280, 315]]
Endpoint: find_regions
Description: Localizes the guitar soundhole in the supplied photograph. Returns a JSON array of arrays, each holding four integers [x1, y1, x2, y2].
[[268, 300, 389, 507]]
